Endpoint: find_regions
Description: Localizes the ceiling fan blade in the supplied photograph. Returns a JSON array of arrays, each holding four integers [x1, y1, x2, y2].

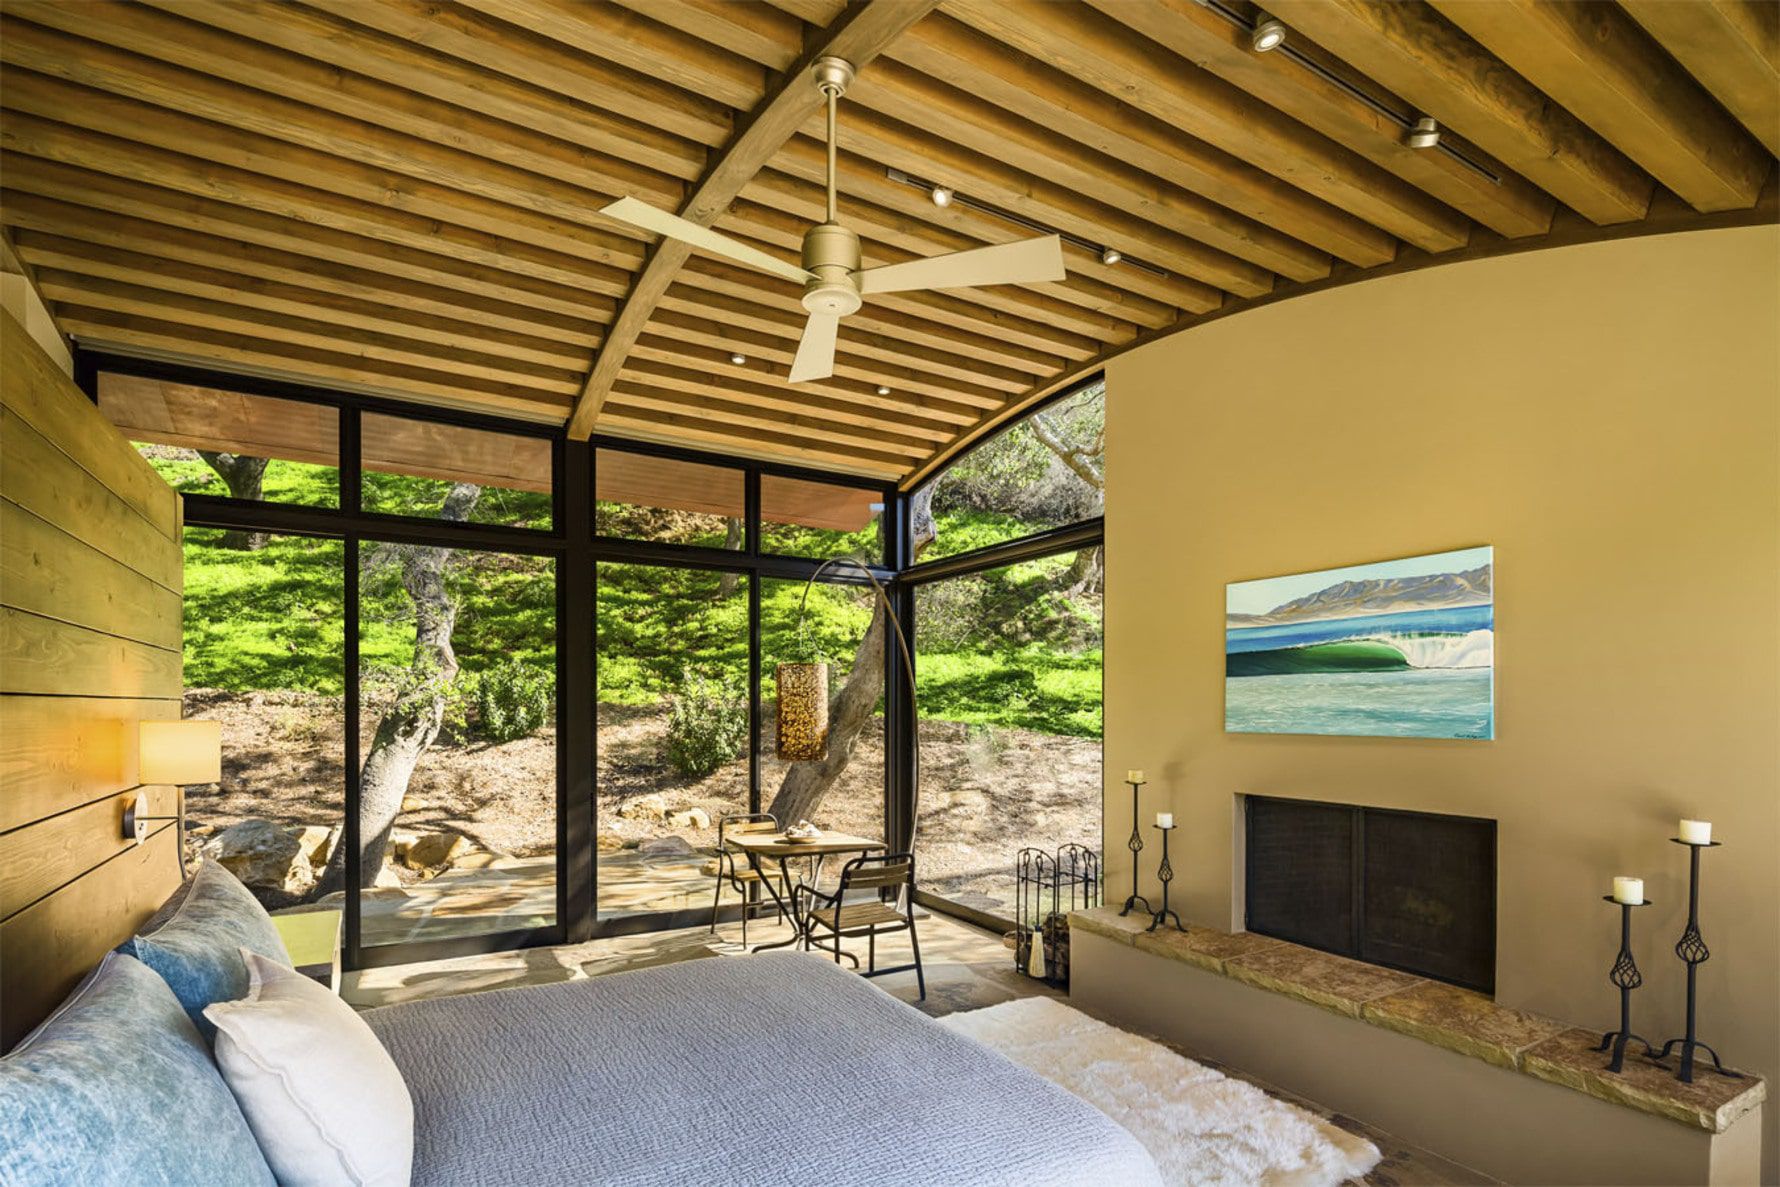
[[857, 234, 1066, 296], [789, 311, 840, 383], [600, 196, 813, 286]]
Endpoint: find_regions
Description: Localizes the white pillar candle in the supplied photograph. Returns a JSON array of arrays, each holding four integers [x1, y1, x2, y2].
[[1679, 819, 1712, 845], [1612, 876, 1644, 905], [1156, 812, 1174, 828], [1126, 769, 1145, 784]]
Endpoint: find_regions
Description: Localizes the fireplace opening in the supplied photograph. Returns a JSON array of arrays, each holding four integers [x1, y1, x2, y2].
[[1244, 796, 1496, 993]]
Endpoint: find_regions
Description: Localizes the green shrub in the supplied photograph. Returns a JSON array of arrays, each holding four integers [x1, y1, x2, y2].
[[475, 658, 553, 743], [664, 668, 747, 777]]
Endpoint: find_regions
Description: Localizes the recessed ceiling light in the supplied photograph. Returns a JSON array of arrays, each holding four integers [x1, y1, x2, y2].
[[730, 351, 747, 365], [930, 184, 954, 208], [1250, 17, 1287, 52], [1404, 116, 1441, 150], [1100, 246, 1122, 266], [876, 384, 891, 396]]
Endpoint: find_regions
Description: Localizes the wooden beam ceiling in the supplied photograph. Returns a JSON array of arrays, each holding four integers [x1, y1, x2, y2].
[[0, 0, 1770, 487]]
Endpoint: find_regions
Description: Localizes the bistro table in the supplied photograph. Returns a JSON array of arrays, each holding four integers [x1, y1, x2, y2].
[[725, 830, 886, 957]]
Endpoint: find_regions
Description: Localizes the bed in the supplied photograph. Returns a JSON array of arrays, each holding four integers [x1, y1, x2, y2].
[[365, 951, 1164, 1187]]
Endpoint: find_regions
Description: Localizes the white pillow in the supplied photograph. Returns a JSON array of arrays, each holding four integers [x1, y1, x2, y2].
[[204, 948, 414, 1187]]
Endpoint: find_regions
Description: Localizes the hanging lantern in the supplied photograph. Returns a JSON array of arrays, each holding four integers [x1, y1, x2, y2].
[[775, 661, 829, 761]]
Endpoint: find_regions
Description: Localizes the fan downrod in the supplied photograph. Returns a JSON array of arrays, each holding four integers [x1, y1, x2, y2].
[[803, 56, 862, 317]]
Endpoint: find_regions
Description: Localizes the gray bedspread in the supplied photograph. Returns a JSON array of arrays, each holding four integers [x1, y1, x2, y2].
[[365, 952, 1161, 1187]]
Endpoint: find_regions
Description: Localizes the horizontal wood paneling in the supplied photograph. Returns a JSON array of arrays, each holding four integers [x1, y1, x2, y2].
[[0, 694, 177, 832], [0, 309, 183, 1050], [0, 784, 178, 920], [0, 826, 179, 1049]]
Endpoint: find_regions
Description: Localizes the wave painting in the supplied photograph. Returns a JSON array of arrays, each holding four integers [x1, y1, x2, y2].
[[1226, 547, 1494, 739]]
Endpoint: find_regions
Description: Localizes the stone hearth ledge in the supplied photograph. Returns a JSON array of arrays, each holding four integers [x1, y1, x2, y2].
[[1070, 905, 1764, 1134]]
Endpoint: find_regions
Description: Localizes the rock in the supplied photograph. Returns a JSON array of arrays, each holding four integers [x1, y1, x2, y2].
[[617, 794, 668, 822], [186, 822, 217, 838], [666, 808, 711, 830], [202, 819, 315, 896], [401, 832, 475, 871], [596, 833, 628, 853], [386, 829, 421, 861], [637, 835, 694, 858], [452, 851, 499, 869], [372, 863, 404, 889], [292, 824, 335, 867], [401, 795, 423, 813]]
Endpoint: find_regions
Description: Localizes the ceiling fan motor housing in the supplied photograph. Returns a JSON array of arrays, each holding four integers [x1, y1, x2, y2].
[[801, 221, 863, 316]]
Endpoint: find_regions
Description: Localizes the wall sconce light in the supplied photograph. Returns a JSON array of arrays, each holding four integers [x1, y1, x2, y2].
[[124, 720, 221, 843]]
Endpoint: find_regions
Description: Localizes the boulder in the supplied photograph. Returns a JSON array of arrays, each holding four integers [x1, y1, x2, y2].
[[401, 832, 475, 871], [617, 794, 668, 822], [637, 835, 694, 858], [292, 824, 336, 867], [666, 807, 711, 830], [202, 819, 315, 896], [596, 833, 628, 853]]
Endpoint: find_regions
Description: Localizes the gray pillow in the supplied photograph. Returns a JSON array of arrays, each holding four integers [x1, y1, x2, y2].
[[0, 952, 275, 1187], [119, 859, 291, 1041]]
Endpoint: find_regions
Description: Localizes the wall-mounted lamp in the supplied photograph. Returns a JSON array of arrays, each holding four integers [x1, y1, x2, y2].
[[124, 720, 221, 843]]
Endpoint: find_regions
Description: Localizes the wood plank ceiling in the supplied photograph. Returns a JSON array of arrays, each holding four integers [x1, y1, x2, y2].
[[1, 0, 1774, 488]]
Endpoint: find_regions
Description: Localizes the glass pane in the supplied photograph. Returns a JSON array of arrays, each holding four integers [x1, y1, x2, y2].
[[596, 563, 749, 917], [759, 474, 883, 561], [759, 576, 886, 844], [915, 381, 1104, 561], [914, 548, 1103, 916], [362, 413, 552, 530], [357, 539, 558, 948], [99, 373, 340, 507], [178, 528, 345, 912], [595, 449, 744, 549]]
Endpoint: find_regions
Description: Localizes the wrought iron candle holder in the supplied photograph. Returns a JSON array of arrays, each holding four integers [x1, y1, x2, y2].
[[1651, 839, 1743, 1083], [1118, 778, 1152, 918], [1596, 895, 1656, 1074], [1146, 823, 1184, 933]]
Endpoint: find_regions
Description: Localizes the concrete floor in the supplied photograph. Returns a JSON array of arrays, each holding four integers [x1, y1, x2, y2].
[[347, 907, 1493, 1185]]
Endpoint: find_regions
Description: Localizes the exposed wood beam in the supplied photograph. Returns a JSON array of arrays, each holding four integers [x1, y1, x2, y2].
[[57, 308, 572, 421], [616, 0, 808, 73], [1620, 0, 1780, 159], [619, 355, 958, 439], [1062, 0, 1554, 240], [948, 0, 1471, 253], [1266, 0, 1654, 225], [607, 381, 935, 457], [564, 0, 942, 440], [1431, 0, 1770, 212], [886, 13, 1401, 267], [595, 402, 909, 477]]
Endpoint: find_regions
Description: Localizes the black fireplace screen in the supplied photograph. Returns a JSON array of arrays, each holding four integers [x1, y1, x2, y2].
[[1245, 796, 1496, 993]]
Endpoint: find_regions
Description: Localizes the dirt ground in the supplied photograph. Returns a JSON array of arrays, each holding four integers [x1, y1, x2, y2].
[[183, 689, 1103, 911]]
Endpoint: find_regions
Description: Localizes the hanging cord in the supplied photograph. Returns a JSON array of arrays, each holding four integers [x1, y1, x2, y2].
[[794, 557, 921, 856]]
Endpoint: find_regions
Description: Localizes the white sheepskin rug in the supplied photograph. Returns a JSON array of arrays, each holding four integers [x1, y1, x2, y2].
[[940, 996, 1381, 1187]]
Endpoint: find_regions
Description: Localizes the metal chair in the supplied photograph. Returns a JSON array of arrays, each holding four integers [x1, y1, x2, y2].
[[797, 853, 924, 1000], [709, 813, 787, 944]]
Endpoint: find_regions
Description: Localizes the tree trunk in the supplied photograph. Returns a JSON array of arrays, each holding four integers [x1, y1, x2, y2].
[[716, 518, 743, 598], [315, 482, 480, 895], [1063, 544, 1104, 597], [765, 487, 934, 827], [197, 451, 271, 550]]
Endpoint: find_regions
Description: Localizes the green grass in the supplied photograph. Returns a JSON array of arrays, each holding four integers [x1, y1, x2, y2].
[[160, 455, 1102, 738]]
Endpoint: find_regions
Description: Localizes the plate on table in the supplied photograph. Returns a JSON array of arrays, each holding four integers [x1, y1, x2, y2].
[[782, 831, 822, 844]]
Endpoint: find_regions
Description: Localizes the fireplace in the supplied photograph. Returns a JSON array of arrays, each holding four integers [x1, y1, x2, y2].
[[1244, 796, 1496, 993]]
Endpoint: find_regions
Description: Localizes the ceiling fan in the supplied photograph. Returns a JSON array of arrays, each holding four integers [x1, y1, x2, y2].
[[600, 56, 1067, 383]]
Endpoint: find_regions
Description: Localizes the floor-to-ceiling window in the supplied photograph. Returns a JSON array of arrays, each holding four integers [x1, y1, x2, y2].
[[907, 380, 1105, 924]]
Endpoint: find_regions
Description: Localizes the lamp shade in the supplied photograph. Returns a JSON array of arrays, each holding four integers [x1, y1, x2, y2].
[[774, 662, 829, 762], [139, 719, 222, 784]]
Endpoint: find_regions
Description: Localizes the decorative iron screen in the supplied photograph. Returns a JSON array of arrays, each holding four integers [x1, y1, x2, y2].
[[1244, 796, 1496, 993]]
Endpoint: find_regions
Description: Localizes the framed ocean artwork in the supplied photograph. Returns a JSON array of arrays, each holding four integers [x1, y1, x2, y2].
[[1225, 546, 1494, 740]]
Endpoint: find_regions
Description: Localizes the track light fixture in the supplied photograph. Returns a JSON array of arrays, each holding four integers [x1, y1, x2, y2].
[[1405, 116, 1441, 150], [1100, 246, 1122, 266], [1250, 16, 1287, 52], [730, 351, 747, 365], [930, 184, 954, 208]]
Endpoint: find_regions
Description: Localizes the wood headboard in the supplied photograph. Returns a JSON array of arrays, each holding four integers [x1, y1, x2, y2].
[[0, 311, 184, 1049]]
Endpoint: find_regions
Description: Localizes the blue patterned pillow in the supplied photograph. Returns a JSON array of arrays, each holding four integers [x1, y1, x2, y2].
[[0, 952, 275, 1187], [119, 860, 290, 1041]]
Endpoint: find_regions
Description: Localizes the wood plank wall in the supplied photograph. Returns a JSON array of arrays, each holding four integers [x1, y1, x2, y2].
[[0, 309, 183, 1048]]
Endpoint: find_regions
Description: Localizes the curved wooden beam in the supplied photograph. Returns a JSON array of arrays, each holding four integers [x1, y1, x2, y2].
[[565, 0, 941, 441]]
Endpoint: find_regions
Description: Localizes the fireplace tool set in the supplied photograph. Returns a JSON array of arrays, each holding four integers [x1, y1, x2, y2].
[[1598, 832, 1742, 1083], [1014, 843, 1100, 985]]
